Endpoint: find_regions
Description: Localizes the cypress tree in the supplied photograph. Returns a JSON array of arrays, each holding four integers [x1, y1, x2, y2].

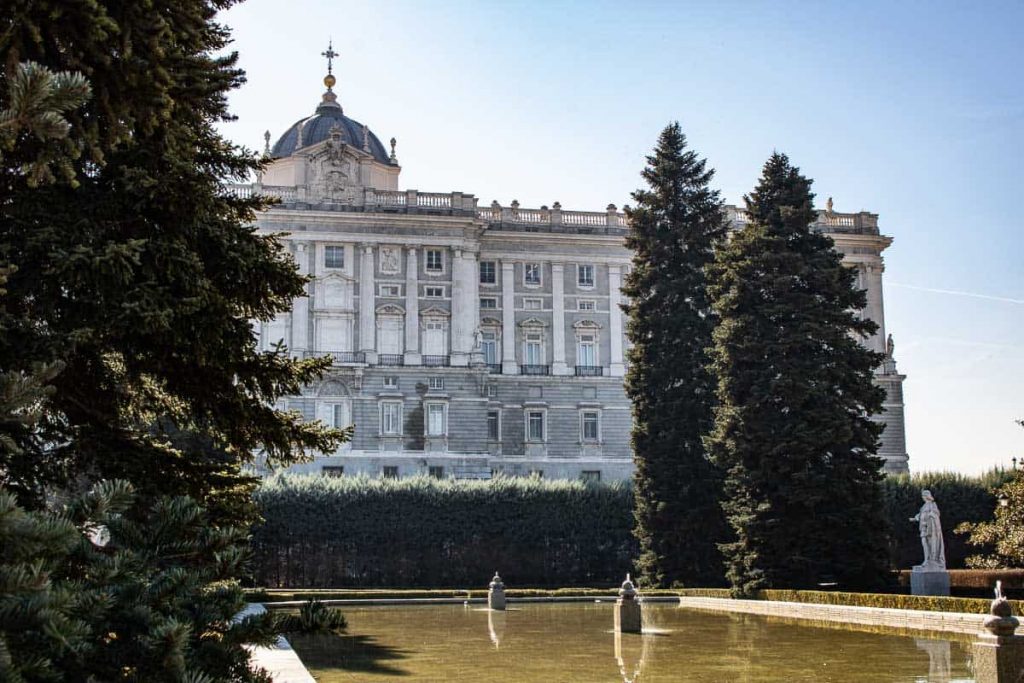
[[624, 123, 729, 587], [706, 152, 890, 595], [0, 2, 341, 514]]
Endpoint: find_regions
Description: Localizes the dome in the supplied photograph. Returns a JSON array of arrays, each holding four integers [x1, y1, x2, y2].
[[270, 93, 393, 165]]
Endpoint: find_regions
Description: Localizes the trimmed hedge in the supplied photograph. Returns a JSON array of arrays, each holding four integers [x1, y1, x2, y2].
[[678, 588, 1021, 614], [250, 470, 1009, 589], [251, 474, 636, 588], [882, 470, 1010, 569]]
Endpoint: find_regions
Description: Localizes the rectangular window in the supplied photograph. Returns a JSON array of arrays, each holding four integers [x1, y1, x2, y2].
[[333, 403, 351, 429], [426, 403, 447, 436], [479, 261, 496, 284], [524, 263, 542, 286], [383, 376, 398, 388], [425, 286, 445, 298], [325, 245, 344, 269], [487, 410, 500, 441], [577, 264, 595, 288], [379, 284, 401, 297], [380, 401, 403, 435], [481, 331, 497, 365], [429, 465, 445, 479], [525, 332, 544, 365], [577, 334, 597, 367], [581, 470, 601, 483], [322, 466, 345, 477], [523, 298, 542, 310], [383, 466, 399, 479], [581, 411, 600, 442], [428, 376, 444, 390], [426, 249, 444, 273], [578, 299, 596, 311], [486, 384, 497, 398], [527, 410, 545, 441], [480, 297, 498, 309]]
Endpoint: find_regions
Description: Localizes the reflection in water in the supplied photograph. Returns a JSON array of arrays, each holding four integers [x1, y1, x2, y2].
[[915, 638, 952, 683], [488, 609, 506, 650], [289, 603, 977, 682]]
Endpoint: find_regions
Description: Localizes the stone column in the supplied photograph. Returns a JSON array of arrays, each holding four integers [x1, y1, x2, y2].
[[501, 261, 517, 374], [865, 261, 886, 355], [358, 244, 376, 363], [404, 246, 420, 365], [551, 262, 568, 375], [450, 249, 468, 366], [290, 243, 310, 357], [608, 264, 625, 377]]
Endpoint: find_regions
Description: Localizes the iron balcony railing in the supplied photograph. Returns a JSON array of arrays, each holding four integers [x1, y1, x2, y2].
[[304, 350, 365, 364], [422, 355, 451, 367], [377, 354, 405, 367], [486, 364, 502, 374], [575, 365, 604, 377], [520, 364, 551, 376]]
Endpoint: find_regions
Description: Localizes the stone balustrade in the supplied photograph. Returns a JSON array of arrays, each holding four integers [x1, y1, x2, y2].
[[223, 183, 878, 235]]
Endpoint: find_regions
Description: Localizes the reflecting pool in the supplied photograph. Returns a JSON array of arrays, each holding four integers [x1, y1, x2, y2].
[[286, 602, 976, 682]]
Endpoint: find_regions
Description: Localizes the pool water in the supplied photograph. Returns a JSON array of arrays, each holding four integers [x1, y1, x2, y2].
[[286, 602, 975, 682]]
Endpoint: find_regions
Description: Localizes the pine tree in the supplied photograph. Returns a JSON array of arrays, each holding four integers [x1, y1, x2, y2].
[[706, 152, 890, 595], [0, 3, 342, 512], [624, 123, 729, 587]]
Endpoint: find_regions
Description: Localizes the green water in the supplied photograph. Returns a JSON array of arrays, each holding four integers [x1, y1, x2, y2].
[[287, 603, 975, 682]]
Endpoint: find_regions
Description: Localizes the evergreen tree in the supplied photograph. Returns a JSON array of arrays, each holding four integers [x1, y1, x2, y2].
[[0, 2, 341, 511], [624, 123, 729, 587], [706, 152, 890, 595]]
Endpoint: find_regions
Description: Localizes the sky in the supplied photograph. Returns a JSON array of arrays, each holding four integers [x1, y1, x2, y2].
[[215, 0, 1023, 475]]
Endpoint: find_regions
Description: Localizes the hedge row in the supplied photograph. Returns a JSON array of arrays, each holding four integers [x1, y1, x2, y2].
[[250, 470, 1010, 589], [678, 588, 1021, 614], [251, 474, 636, 588]]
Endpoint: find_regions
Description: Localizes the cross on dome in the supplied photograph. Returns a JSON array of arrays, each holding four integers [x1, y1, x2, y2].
[[322, 40, 338, 75]]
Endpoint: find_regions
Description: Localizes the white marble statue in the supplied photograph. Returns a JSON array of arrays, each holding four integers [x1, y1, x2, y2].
[[910, 489, 946, 570]]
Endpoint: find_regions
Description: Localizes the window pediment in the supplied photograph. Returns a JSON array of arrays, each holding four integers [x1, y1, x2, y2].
[[420, 305, 451, 319], [376, 303, 405, 316], [518, 317, 548, 328], [480, 316, 502, 327], [572, 319, 602, 329]]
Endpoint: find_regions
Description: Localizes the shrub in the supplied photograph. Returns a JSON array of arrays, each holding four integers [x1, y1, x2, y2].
[[252, 474, 636, 588]]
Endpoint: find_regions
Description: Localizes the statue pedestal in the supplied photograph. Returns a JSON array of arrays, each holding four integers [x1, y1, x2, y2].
[[614, 598, 642, 634], [910, 566, 950, 596], [973, 634, 1024, 683]]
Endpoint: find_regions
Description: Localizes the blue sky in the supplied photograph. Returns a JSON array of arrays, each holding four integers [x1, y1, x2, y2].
[[216, 0, 1023, 474]]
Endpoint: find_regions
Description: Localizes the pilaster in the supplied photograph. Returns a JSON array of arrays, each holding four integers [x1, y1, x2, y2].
[[501, 261, 517, 374], [865, 262, 886, 355], [608, 264, 625, 377], [358, 244, 376, 361], [404, 246, 421, 365], [551, 262, 568, 375], [291, 243, 310, 356]]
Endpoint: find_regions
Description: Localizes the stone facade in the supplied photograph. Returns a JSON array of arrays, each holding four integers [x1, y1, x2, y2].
[[239, 65, 909, 481]]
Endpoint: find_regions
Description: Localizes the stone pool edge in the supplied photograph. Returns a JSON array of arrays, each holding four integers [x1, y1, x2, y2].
[[239, 603, 316, 683], [678, 596, 987, 635]]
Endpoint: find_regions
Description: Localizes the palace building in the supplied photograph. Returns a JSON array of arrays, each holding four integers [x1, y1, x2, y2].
[[235, 54, 909, 481]]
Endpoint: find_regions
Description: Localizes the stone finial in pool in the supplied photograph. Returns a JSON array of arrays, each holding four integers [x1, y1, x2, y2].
[[984, 581, 1020, 637], [619, 574, 638, 601], [488, 572, 506, 611]]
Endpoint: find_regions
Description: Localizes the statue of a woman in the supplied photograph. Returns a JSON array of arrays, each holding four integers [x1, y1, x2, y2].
[[910, 489, 946, 570]]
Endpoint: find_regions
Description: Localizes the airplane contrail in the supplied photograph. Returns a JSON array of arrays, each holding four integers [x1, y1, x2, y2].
[[888, 282, 1024, 305]]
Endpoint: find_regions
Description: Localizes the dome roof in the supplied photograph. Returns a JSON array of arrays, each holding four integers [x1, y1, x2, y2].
[[270, 93, 392, 165]]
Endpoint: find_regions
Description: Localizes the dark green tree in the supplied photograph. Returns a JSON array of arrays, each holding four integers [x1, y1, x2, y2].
[[0, 2, 341, 513], [706, 152, 890, 595], [624, 123, 730, 587]]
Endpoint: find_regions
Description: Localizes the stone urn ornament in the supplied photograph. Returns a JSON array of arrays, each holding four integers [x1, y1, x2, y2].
[[984, 581, 1020, 637], [488, 571, 506, 611]]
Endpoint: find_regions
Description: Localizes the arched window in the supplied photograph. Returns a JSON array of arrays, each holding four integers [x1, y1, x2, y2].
[[376, 304, 405, 356]]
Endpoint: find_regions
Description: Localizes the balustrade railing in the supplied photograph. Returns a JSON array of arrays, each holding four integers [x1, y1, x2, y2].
[[486, 364, 503, 374], [304, 350, 365, 364], [724, 206, 878, 234], [422, 355, 451, 367], [575, 365, 605, 377], [377, 354, 405, 367], [520, 364, 551, 376]]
